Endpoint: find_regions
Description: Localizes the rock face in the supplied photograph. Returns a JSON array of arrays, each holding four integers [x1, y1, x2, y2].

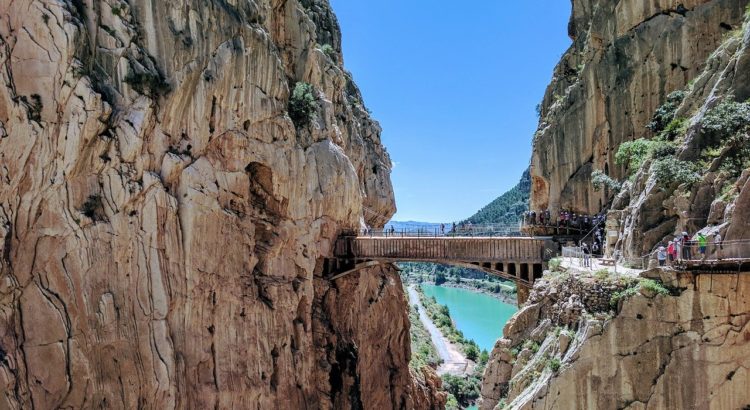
[[0, 1, 441, 408], [529, 0, 749, 215], [616, 9, 750, 257], [480, 269, 750, 409]]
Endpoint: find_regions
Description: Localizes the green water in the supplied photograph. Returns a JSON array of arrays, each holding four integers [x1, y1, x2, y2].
[[420, 284, 517, 352]]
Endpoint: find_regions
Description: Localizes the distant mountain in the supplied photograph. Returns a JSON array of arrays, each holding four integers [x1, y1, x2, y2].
[[464, 168, 530, 227], [385, 220, 448, 233]]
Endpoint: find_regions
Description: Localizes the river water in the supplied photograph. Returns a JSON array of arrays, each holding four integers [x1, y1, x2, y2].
[[420, 284, 517, 353]]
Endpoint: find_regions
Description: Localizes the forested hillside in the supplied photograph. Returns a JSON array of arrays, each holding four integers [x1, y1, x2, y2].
[[464, 168, 530, 225]]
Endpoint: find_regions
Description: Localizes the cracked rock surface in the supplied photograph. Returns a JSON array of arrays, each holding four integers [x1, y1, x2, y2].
[[480, 270, 750, 410], [0, 0, 442, 408], [529, 0, 749, 217]]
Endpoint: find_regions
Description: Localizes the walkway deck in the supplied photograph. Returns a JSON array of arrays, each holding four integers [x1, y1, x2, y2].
[[332, 236, 551, 288]]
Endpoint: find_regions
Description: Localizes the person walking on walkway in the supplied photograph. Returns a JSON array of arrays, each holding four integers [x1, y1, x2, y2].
[[440, 223, 445, 235], [582, 243, 591, 268], [656, 245, 667, 267], [714, 232, 723, 260], [681, 232, 692, 260], [696, 232, 708, 261], [667, 241, 675, 265]]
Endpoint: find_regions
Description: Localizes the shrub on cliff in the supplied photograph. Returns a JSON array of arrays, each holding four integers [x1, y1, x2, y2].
[[647, 90, 686, 133], [288, 82, 318, 128], [651, 157, 700, 188], [591, 170, 622, 192], [699, 98, 750, 176]]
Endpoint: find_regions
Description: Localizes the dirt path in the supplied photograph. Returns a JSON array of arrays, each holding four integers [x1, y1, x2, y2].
[[407, 285, 471, 376]]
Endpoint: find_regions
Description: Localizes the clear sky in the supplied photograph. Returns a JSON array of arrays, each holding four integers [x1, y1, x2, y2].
[[329, 1, 572, 223]]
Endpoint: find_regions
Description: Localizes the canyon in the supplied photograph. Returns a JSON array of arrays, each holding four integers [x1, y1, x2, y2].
[[2, 0, 750, 409], [0, 0, 443, 408]]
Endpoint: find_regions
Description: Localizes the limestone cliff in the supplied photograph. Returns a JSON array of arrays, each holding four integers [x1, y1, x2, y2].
[[480, 269, 750, 409], [614, 7, 750, 257], [530, 0, 749, 216], [0, 0, 442, 408]]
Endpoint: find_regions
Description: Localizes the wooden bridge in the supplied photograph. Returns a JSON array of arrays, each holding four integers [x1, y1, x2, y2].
[[329, 236, 554, 304]]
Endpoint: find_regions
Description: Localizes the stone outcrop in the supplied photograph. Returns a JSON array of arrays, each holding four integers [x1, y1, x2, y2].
[[480, 269, 750, 409], [0, 0, 441, 408], [530, 0, 749, 216]]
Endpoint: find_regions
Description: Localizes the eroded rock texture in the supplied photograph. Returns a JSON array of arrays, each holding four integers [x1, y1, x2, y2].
[[615, 10, 750, 257], [530, 0, 749, 215], [480, 270, 750, 410], [0, 1, 441, 408]]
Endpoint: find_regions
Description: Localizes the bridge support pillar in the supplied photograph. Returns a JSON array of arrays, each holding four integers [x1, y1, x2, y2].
[[516, 284, 531, 306]]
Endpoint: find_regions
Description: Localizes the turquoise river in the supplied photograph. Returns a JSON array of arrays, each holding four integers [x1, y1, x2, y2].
[[420, 284, 517, 353]]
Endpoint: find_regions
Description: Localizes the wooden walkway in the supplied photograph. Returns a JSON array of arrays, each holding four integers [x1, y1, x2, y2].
[[331, 236, 550, 287]]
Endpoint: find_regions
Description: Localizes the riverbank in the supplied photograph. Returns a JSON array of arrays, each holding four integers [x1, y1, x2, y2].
[[407, 285, 472, 376], [398, 262, 517, 305], [435, 281, 517, 306]]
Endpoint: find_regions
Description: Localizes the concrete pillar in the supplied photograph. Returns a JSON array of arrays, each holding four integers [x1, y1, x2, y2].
[[516, 284, 531, 306]]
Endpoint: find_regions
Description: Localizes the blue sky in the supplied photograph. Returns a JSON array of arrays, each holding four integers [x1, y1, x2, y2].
[[329, 1, 572, 222]]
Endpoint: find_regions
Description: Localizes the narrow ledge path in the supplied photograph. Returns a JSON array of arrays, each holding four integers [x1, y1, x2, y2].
[[407, 284, 471, 376]]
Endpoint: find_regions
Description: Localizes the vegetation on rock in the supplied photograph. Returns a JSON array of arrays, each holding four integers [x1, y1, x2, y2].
[[464, 168, 530, 227], [288, 82, 318, 128]]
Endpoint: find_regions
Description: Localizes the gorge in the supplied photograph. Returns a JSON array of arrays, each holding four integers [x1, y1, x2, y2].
[[2, 0, 750, 409]]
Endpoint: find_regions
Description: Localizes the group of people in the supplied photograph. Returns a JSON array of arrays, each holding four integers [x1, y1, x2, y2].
[[523, 209, 606, 232], [523, 210, 552, 226], [654, 231, 723, 266]]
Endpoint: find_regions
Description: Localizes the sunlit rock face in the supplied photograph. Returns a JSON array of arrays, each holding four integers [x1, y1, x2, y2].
[[0, 1, 443, 408], [479, 270, 750, 410], [529, 0, 748, 216]]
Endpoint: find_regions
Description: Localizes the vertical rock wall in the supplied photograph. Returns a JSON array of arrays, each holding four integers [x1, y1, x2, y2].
[[0, 0, 440, 408], [530, 0, 749, 215]]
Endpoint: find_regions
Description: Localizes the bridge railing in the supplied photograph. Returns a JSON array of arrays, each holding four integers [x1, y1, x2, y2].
[[368, 225, 525, 238]]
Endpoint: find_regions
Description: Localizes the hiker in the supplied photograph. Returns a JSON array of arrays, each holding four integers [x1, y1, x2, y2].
[[714, 232, 723, 260], [544, 209, 551, 225], [558, 210, 565, 227], [674, 236, 682, 261], [582, 243, 591, 267], [592, 242, 600, 256], [530, 211, 537, 225], [681, 232, 692, 260], [440, 223, 445, 235], [539, 210, 546, 225], [667, 241, 676, 265], [696, 232, 708, 261], [656, 245, 667, 267]]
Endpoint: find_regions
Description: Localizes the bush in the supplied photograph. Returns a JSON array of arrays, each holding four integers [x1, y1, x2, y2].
[[441, 374, 481, 405], [651, 156, 700, 188], [615, 138, 653, 170], [700, 98, 750, 176], [658, 117, 688, 140], [591, 170, 622, 192], [647, 90, 686, 133], [288, 82, 318, 128], [548, 257, 562, 271], [649, 139, 677, 159], [319, 44, 335, 58], [435, 272, 447, 285], [548, 357, 561, 373], [639, 279, 670, 296], [464, 343, 480, 361], [479, 349, 490, 365]]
